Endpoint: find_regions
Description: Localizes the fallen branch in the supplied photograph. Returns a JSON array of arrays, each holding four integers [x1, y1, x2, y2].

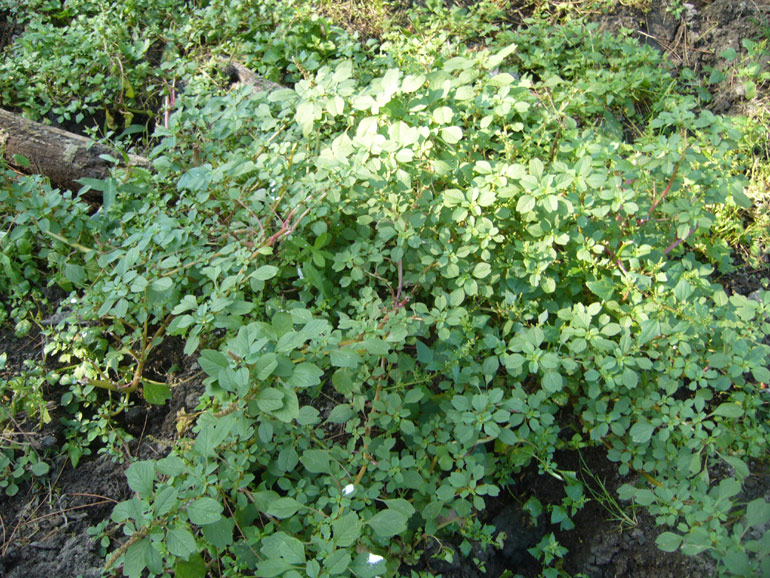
[[0, 107, 151, 199], [0, 62, 284, 200]]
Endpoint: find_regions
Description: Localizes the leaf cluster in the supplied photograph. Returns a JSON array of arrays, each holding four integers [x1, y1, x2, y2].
[[1, 2, 769, 577]]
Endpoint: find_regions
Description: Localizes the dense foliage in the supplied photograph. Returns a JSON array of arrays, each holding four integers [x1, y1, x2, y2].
[[1, 1, 769, 577]]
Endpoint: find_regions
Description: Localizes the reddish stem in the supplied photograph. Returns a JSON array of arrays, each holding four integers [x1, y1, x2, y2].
[[664, 227, 695, 255]]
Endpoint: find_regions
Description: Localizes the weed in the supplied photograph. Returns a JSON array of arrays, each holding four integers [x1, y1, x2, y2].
[[0, 2, 769, 577], [578, 452, 638, 532]]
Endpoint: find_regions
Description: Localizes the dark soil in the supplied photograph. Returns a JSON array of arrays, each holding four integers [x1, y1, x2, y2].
[[1, 1, 769, 577]]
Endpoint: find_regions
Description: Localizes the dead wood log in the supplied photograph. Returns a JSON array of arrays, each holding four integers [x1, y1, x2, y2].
[[224, 61, 285, 94], [0, 107, 151, 198], [0, 63, 282, 200]]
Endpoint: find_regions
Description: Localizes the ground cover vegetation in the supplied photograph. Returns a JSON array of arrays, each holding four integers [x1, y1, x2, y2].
[[1, 0, 769, 576]]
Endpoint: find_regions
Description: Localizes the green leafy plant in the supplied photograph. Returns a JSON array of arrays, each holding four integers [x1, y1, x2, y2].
[[1, 3, 769, 578], [0, 439, 51, 497]]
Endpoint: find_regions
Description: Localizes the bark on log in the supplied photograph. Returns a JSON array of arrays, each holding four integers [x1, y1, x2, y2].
[[0, 63, 282, 200], [0, 107, 151, 198], [224, 61, 285, 94]]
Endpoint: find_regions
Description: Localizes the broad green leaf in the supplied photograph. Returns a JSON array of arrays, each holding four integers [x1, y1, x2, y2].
[[256, 559, 293, 578], [381, 68, 401, 96], [395, 148, 414, 163], [289, 362, 323, 388], [126, 461, 156, 497], [712, 403, 743, 418], [271, 388, 299, 422], [193, 415, 234, 457], [129, 275, 148, 293], [64, 263, 86, 284], [167, 526, 197, 558], [516, 194, 535, 214], [472, 262, 491, 279], [656, 531, 683, 552], [111, 497, 146, 524], [261, 531, 305, 565], [637, 319, 660, 346], [360, 338, 389, 355], [716, 477, 741, 500], [330, 132, 354, 160], [277, 446, 299, 473], [722, 455, 749, 479], [443, 56, 472, 71], [349, 552, 386, 578], [416, 340, 433, 364], [326, 550, 351, 575], [621, 368, 638, 388], [487, 42, 518, 68], [267, 497, 301, 519], [123, 537, 151, 578], [143, 381, 171, 405], [542, 371, 563, 393], [297, 406, 321, 426], [275, 331, 306, 353], [365, 509, 408, 537], [257, 388, 284, 412], [529, 158, 544, 179], [175, 553, 207, 578], [404, 389, 424, 404], [681, 531, 711, 556], [332, 512, 362, 547], [440, 126, 463, 144], [722, 549, 750, 576], [202, 516, 235, 549], [443, 188, 465, 207], [629, 420, 654, 444], [255, 353, 279, 381], [326, 404, 354, 423], [301, 449, 331, 473], [454, 85, 475, 100], [296, 101, 317, 135], [177, 165, 212, 192], [752, 365, 770, 382], [383, 498, 415, 517], [12, 153, 30, 168], [586, 278, 615, 301], [30, 461, 50, 476], [156, 454, 186, 477], [184, 331, 201, 358], [252, 265, 279, 281], [150, 277, 173, 292], [330, 348, 361, 368], [432, 106, 453, 124], [253, 490, 281, 512], [187, 497, 223, 525], [326, 95, 345, 116], [673, 278, 693, 301], [746, 498, 770, 528], [332, 368, 357, 395], [198, 350, 229, 377], [146, 541, 163, 575], [634, 489, 656, 506], [482, 356, 499, 378], [153, 486, 179, 517], [402, 73, 425, 93]]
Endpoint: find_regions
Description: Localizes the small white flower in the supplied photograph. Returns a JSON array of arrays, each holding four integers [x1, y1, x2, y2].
[[367, 553, 384, 565], [342, 483, 355, 496], [297, 267, 304, 280], [70, 297, 78, 304]]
